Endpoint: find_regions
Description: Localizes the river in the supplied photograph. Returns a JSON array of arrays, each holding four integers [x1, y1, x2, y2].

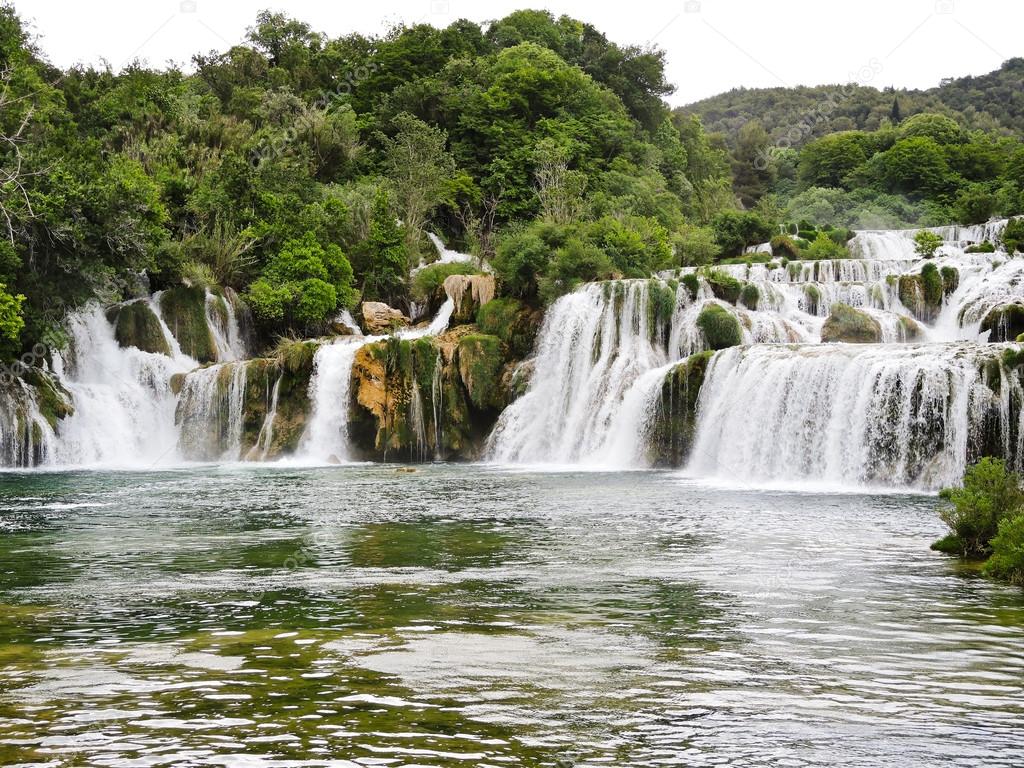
[[2, 465, 1022, 766]]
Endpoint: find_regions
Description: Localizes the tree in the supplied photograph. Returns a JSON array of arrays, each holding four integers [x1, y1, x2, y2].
[[913, 230, 943, 258], [0, 282, 24, 359], [890, 95, 902, 124], [533, 139, 587, 225], [934, 457, 1024, 558], [711, 210, 774, 257], [730, 120, 775, 206], [379, 112, 455, 254], [246, 232, 356, 332], [797, 132, 871, 189], [362, 189, 409, 306], [898, 112, 964, 145]]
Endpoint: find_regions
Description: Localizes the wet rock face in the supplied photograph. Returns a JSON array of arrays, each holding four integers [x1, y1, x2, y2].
[[348, 328, 515, 462], [646, 351, 714, 467], [111, 301, 171, 356], [160, 286, 217, 363], [981, 303, 1024, 342], [361, 302, 409, 335], [821, 303, 882, 344]]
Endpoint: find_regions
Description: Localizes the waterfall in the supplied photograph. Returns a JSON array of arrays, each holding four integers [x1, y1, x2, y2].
[[205, 290, 247, 362], [176, 362, 248, 461], [488, 281, 678, 464], [300, 338, 365, 462], [686, 343, 1011, 490], [50, 303, 193, 467], [248, 372, 282, 461], [0, 376, 57, 467]]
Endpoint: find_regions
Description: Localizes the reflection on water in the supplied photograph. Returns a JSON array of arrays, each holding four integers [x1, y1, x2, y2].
[[1, 465, 1023, 766]]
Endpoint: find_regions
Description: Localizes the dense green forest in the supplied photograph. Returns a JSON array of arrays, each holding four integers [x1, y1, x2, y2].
[[0, 4, 1022, 363]]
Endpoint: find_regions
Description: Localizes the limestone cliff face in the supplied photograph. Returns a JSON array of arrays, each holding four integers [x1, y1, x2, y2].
[[348, 324, 518, 461], [443, 274, 496, 323]]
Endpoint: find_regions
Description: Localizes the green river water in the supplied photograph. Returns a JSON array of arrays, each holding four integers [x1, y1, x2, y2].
[[1, 465, 1023, 766]]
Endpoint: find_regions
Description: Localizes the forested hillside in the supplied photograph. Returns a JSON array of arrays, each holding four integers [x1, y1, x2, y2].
[[0, 4, 1022, 365], [679, 57, 1024, 147]]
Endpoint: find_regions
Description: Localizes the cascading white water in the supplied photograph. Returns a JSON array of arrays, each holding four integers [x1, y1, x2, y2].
[[176, 362, 248, 461], [50, 303, 195, 467], [205, 290, 247, 362], [488, 281, 681, 464], [300, 338, 366, 462], [490, 218, 1024, 487], [686, 343, 1009, 490]]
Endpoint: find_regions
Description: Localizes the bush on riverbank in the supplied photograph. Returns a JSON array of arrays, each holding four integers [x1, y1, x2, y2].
[[933, 457, 1024, 585]]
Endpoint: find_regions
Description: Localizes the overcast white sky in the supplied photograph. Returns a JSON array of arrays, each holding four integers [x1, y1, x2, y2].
[[12, 0, 1022, 105]]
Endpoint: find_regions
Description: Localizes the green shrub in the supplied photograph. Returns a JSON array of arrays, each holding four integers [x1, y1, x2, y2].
[[934, 457, 1024, 559], [770, 234, 801, 259], [696, 304, 742, 350], [914, 230, 944, 258], [1002, 218, 1024, 254], [711, 210, 774, 257], [804, 231, 848, 260], [984, 512, 1024, 584], [820, 303, 881, 343], [965, 241, 995, 253]]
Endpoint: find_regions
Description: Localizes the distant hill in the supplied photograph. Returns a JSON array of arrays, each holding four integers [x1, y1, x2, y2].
[[677, 58, 1024, 147]]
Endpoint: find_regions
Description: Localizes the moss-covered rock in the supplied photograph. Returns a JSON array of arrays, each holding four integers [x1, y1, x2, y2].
[[457, 334, 505, 411], [647, 351, 714, 467], [981, 303, 1024, 342], [898, 315, 924, 342], [739, 283, 759, 310], [21, 366, 74, 429], [940, 266, 959, 295], [898, 267, 944, 323], [112, 300, 171, 356], [680, 273, 699, 300], [160, 286, 217, 363], [821, 303, 882, 343], [696, 304, 742, 350], [475, 298, 539, 359], [349, 327, 514, 462], [702, 269, 742, 304]]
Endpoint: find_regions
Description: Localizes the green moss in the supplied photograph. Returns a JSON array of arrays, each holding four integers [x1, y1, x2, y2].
[[647, 351, 714, 467], [160, 286, 216, 363], [940, 266, 959, 295], [475, 298, 537, 359], [680, 273, 699, 300], [21, 367, 74, 429], [696, 304, 742, 350], [920, 262, 944, 307], [701, 268, 742, 304], [739, 283, 759, 310], [113, 300, 171, 356], [770, 234, 800, 259], [457, 334, 505, 411], [821, 303, 882, 343]]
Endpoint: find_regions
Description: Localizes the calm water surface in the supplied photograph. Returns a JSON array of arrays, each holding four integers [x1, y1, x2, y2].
[[1, 465, 1023, 767]]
